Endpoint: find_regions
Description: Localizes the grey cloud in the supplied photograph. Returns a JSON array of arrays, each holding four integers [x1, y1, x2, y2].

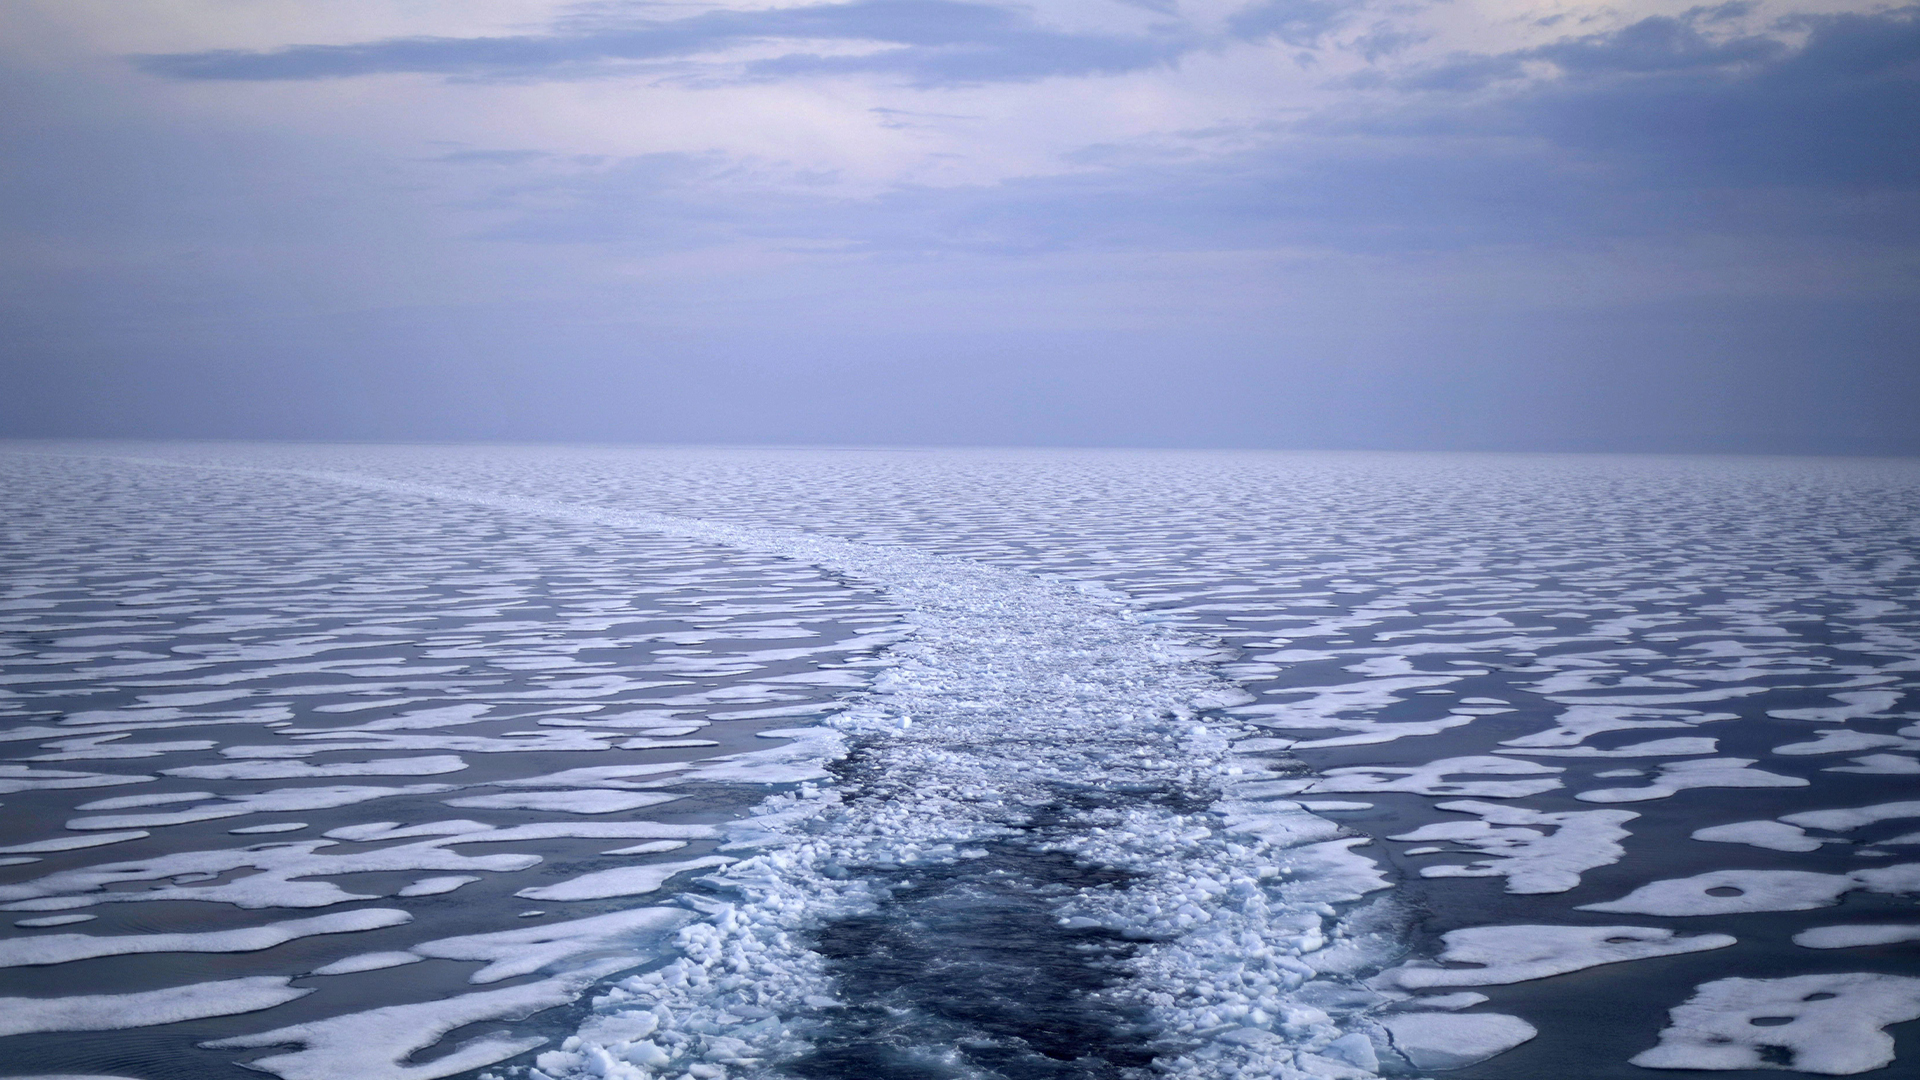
[[1341, 7, 1920, 190], [134, 0, 1193, 86], [1527, 13, 1785, 74], [1226, 0, 1364, 46], [456, 7, 1919, 262]]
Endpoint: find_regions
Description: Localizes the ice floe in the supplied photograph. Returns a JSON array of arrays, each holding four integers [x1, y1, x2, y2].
[[0, 976, 310, 1036], [205, 972, 616, 1080], [1692, 820, 1832, 852], [1375, 924, 1734, 989], [1793, 924, 1920, 948], [1633, 973, 1920, 1074], [514, 856, 734, 902], [1379, 1011, 1537, 1070], [1576, 758, 1807, 803], [1580, 865, 1920, 916], [0, 908, 410, 967], [1261, 756, 1563, 798], [1389, 801, 1637, 893]]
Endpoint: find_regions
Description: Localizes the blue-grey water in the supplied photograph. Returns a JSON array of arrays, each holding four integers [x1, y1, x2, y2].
[[1, 445, 1916, 1080]]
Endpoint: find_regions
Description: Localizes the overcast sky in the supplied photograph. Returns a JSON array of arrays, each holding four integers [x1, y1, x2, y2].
[[2, 0, 1914, 452]]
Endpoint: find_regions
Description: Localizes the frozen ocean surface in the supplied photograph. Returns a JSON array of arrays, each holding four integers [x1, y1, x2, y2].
[[1, 444, 1917, 1080]]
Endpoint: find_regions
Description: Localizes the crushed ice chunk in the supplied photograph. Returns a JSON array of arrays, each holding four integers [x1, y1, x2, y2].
[[1380, 1011, 1536, 1069]]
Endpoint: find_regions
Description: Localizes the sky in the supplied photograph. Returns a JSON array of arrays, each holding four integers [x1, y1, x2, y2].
[[0, 0, 1915, 452]]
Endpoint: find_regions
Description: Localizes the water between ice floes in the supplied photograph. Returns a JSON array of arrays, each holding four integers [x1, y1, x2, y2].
[[2, 445, 1919, 1080]]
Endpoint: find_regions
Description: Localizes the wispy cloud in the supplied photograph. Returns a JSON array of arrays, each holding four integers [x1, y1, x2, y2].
[[135, 0, 1200, 87]]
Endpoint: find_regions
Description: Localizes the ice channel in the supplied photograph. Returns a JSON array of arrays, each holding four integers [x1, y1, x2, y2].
[[121, 461, 1404, 1080]]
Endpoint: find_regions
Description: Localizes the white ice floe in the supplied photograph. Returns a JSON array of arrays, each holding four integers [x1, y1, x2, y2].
[[0, 836, 540, 911], [0, 908, 411, 967], [65, 784, 457, 830], [408, 907, 692, 983], [1692, 821, 1832, 852], [1632, 972, 1920, 1074], [0, 976, 310, 1037], [600, 840, 689, 856], [486, 763, 687, 789], [1580, 864, 1920, 916], [441, 790, 680, 815], [1783, 801, 1920, 833], [309, 951, 422, 975], [1375, 925, 1734, 989], [74, 791, 213, 810], [397, 875, 480, 897], [514, 855, 734, 902], [0, 765, 152, 795], [205, 971, 618, 1080], [231, 822, 308, 834], [1826, 753, 1920, 774], [1793, 924, 1920, 948], [1497, 737, 1718, 758], [1767, 690, 1906, 724], [0, 831, 149, 853], [1577, 758, 1808, 802], [1389, 801, 1638, 893], [1261, 756, 1563, 799], [1379, 1012, 1537, 1070], [1773, 730, 1920, 756], [1495, 706, 1728, 749], [15, 914, 96, 928], [321, 820, 716, 845], [164, 755, 469, 780]]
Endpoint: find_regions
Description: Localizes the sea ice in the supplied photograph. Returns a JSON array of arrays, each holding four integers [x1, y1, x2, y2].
[[204, 972, 614, 1080], [1389, 801, 1637, 893], [0, 909, 411, 967], [164, 755, 469, 780], [1782, 801, 1920, 833], [514, 855, 734, 902], [1826, 754, 1920, 774], [397, 875, 480, 897], [1579, 865, 1920, 916], [1577, 758, 1807, 803], [0, 977, 310, 1036], [310, 951, 423, 975], [1692, 821, 1832, 852], [1276, 756, 1563, 799], [1376, 924, 1735, 989], [1497, 737, 1718, 758], [65, 784, 458, 830], [409, 907, 693, 983], [1793, 924, 1920, 948], [1632, 973, 1920, 1074], [0, 831, 149, 853], [1379, 1011, 1537, 1069], [441, 790, 680, 815]]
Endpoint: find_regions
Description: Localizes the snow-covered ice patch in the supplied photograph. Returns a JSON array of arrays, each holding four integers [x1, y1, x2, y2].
[[1376, 924, 1734, 989], [1379, 1011, 1537, 1070], [1632, 973, 1920, 1074]]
